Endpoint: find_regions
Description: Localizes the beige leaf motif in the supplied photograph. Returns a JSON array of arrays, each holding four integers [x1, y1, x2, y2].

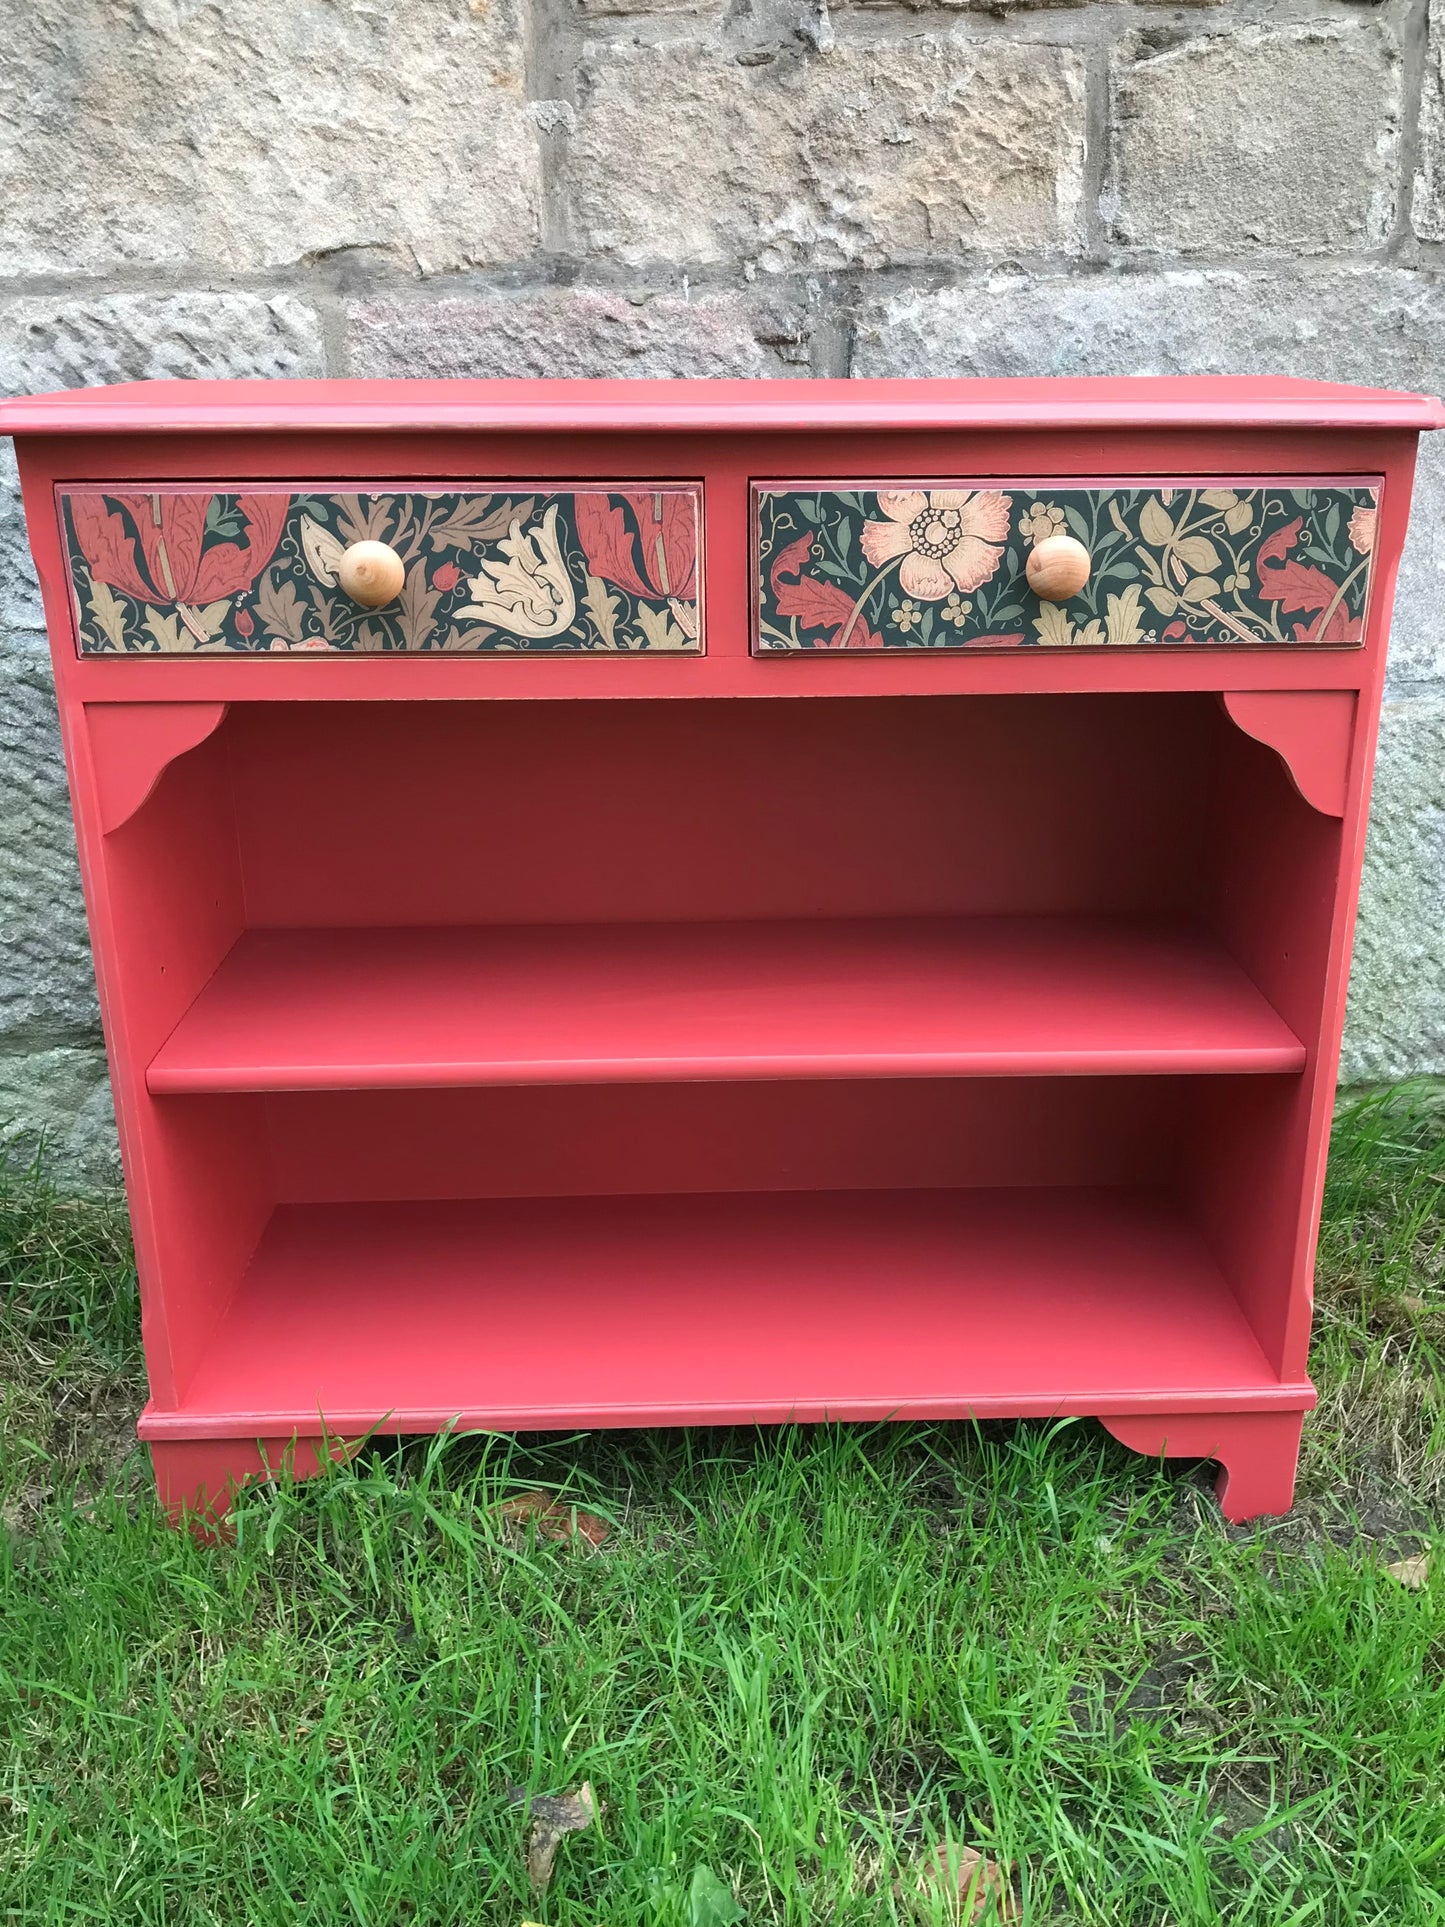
[[86, 579, 129, 650], [256, 573, 309, 645], [1180, 575, 1222, 606], [629, 602, 692, 652], [143, 609, 187, 653], [300, 515, 346, 586], [192, 600, 231, 643], [334, 493, 393, 546], [582, 572, 622, 650], [396, 566, 440, 650], [1200, 488, 1255, 534], [1139, 496, 1175, 547], [1175, 533, 1222, 574], [438, 623, 496, 652], [1032, 600, 1074, 648], [1104, 583, 1146, 646]]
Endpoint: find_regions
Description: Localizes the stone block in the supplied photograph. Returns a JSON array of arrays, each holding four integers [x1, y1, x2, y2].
[[579, 0, 716, 13], [569, 35, 1087, 270], [1109, 21, 1400, 255], [852, 267, 1445, 685], [0, 658, 99, 1046], [346, 287, 812, 377], [1415, 0, 1445, 242], [0, 0, 540, 275], [0, 291, 324, 653], [0, 1046, 118, 1191], [1341, 696, 1445, 1084]]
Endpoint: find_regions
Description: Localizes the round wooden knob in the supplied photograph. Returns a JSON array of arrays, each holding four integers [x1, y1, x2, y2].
[[337, 540, 405, 607], [1025, 534, 1091, 602]]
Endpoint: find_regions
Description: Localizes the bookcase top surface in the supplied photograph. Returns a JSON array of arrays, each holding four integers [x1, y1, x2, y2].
[[2, 375, 1442, 437]]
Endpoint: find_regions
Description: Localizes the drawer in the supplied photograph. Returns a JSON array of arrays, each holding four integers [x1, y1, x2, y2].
[[753, 481, 1378, 653], [61, 484, 703, 655]]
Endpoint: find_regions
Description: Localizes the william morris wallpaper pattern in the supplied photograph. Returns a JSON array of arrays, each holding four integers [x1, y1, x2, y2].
[[62, 486, 703, 654], [753, 483, 1379, 652]]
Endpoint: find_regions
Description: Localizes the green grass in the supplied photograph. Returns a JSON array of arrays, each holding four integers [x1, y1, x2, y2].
[[2, 1090, 1443, 1926]]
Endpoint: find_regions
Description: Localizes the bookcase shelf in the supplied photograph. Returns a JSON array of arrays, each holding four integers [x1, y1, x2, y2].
[[147, 916, 1305, 1093], [141, 1188, 1302, 1439], [5, 373, 1429, 1528]]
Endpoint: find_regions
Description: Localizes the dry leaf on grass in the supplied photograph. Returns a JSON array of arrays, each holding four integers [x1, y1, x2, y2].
[[498, 1490, 608, 1546], [1387, 1554, 1430, 1590], [911, 1842, 1020, 1923], [508, 1781, 599, 1892]]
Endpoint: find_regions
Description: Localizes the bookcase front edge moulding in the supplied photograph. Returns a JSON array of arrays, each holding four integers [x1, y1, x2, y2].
[[3, 375, 1439, 1526]]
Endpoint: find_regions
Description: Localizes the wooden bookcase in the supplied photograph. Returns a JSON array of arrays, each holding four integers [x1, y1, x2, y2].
[[2, 376, 1437, 1523]]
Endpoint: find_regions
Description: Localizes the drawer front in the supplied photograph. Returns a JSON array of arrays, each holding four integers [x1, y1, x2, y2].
[[753, 482, 1378, 653], [61, 485, 703, 655]]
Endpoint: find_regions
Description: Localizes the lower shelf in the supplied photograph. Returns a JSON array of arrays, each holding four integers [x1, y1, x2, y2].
[[142, 1187, 1313, 1437]]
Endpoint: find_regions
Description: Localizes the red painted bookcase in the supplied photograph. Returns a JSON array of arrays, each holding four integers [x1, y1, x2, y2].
[[2, 376, 1438, 1523]]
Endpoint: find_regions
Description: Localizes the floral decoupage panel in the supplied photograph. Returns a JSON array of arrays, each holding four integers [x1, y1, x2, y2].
[[62, 486, 703, 654], [752, 483, 1379, 652]]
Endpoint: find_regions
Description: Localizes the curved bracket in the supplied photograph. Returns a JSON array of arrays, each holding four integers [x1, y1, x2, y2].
[[86, 702, 229, 834], [1221, 690, 1356, 818], [1101, 1410, 1305, 1522]]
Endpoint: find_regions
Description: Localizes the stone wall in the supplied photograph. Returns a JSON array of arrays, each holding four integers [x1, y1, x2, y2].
[[1, 0, 1442, 1181]]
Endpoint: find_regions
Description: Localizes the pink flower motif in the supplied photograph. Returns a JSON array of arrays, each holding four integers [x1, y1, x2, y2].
[[433, 561, 463, 592], [1348, 505, 1377, 556], [859, 490, 1010, 600]]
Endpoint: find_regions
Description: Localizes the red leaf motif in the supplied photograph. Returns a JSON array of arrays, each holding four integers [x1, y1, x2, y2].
[[1255, 515, 1344, 619], [574, 495, 658, 599], [770, 532, 883, 649], [649, 490, 697, 601], [69, 497, 158, 601], [191, 494, 288, 601], [575, 492, 697, 602], [1293, 608, 1362, 643], [121, 494, 208, 603], [969, 632, 1026, 648], [87, 493, 289, 607]]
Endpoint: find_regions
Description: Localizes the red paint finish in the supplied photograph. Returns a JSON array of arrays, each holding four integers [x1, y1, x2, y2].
[[141, 1190, 1306, 1440], [87, 700, 228, 831], [1100, 1411, 1306, 1524], [1, 376, 1433, 1526], [1222, 689, 1357, 816]]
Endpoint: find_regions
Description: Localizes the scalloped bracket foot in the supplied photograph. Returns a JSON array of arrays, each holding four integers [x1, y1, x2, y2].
[[1101, 1410, 1306, 1522], [87, 702, 229, 834], [1221, 690, 1355, 817]]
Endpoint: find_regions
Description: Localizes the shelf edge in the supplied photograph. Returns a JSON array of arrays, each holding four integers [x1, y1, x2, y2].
[[139, 1381, 1319, 1439], [146, 1042, 1309, 1095]]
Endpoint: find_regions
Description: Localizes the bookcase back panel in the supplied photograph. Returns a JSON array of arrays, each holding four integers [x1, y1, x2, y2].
[[219, 693, 1219, 927], [250, 1076, 1187, 1204]]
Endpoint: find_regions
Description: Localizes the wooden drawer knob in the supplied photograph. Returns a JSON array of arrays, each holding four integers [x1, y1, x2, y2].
[[337, 540, 406, 607], [1025, 534, 1091, 602]]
